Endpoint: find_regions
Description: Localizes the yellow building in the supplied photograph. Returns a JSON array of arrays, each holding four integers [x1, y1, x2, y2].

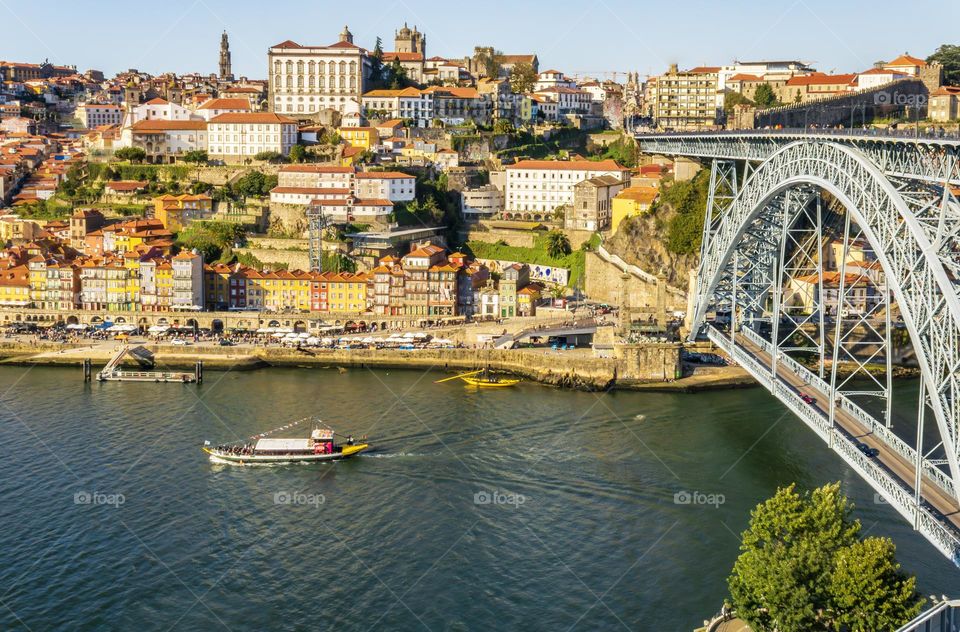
[[27, 256, 46, 306], [339, 127, 377, 152], [156, 262, 174, 310], [260, 271, 312, 312], [153, 194, 214, 232], [313, 272, 368, 313], [0, 265, 31, 307], [610, 186, 659, 234]]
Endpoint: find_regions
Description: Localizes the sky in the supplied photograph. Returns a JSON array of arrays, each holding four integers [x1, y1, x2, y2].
[[2, 0, 958, 81]]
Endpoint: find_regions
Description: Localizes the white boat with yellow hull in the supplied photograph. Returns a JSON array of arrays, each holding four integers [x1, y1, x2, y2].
[[204, 426, 369, 465]]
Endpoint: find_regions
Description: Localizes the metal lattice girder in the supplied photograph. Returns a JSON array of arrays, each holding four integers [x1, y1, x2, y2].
[[637, 133, 960, 186], [689, 140, 960, 506]]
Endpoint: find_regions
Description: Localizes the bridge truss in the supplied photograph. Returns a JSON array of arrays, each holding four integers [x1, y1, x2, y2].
[[641, 134, 960, 563]]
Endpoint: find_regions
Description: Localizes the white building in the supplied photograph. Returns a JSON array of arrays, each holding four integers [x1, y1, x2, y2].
[[78, 104, 123, 128], [360, 87, 434, 125], [534, 70, 576, 92], [307, 197, 394, 222], [127, 120, 208, 163], [504, 159, 630, 215], [269, 186, 351, 205], [128, 98, 195, 124], [534, 87, 592, 115], [195, 97, 252, 121], [207, 112, 298, 161], [268, 27, 371, 116], [354, 172, 416, 202], [171, 251, 204, 310], [461, 185, 503, 219], [276, 164, 355, 189]]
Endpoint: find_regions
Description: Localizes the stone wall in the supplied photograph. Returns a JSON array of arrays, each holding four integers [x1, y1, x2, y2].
[[614, 343, 682, 381], [584, 252, 671, 309], [463, 226, 594, 250], [267, 203, 309, 237], [234, 247, 310, 270], [246, 237, 310, 250]]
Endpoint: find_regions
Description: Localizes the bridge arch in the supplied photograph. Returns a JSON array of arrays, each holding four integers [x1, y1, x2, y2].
[[693, 140, 960, 503]]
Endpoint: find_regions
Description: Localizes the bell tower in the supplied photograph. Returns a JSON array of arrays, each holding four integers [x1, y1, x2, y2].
[[219, 31, 233, 80]]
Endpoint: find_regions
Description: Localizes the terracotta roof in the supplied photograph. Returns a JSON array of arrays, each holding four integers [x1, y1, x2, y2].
[[355, 171, 413, 179], [209, 112, 296, 124], [507, 159, 625, 171], [271, 40, 304, 49], [308, 198, 393, 207], [615, 186, 659, 204], [270, 186, 351, 195], [886, 54, 927, 67], [132, 120, 207, 131], [382, 52, 424, 62], [197, 98, 251, 110], [785, 73, 856, 86], [279, 164, 355, 174], [143, 98, 169, 105], [362, 87, 423, 98]]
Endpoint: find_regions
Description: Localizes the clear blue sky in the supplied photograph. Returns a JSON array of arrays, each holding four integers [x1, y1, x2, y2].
[[3, 0, 957, 80]]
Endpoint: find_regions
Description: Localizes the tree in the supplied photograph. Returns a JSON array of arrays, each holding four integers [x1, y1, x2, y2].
[[723, 91, 754, 114], [728, 483, 922, 632], [509, 62, 537, 94], [183, 150, 208, 165], [370, 37, 385, 88], [288, 144, 307, 163], [493, 118, 515, 135], [387, 59, 410, 90], [253, 150, 285, 163], [753, 83, 780, 109], [544, 229, 571, 258], [928, 44, 960, 86], [114, 147, 146, 163]]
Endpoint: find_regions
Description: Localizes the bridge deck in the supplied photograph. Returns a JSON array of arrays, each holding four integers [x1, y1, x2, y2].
[[711, 325, 960, 561]]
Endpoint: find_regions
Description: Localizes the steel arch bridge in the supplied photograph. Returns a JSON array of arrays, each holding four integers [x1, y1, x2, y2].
[[639, 132, 960, 564]]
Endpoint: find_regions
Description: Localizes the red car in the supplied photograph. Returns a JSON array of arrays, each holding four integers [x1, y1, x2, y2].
[[800, 394, 816, 405]]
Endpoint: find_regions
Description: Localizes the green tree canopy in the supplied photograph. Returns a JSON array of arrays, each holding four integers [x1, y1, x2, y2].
[[728, 482, 923, 632], [114, 147, 146, 163], [387, 59, 411, 89], [182, 150, 208, 164], [753, 83, 780, 108], [724, 91, 754, 114], [544, 229, 572, 258], [288, 144, 307, 163], [509, 62, 537, 94], [928, 44, 960, 86], [253, 150, 285, 163]]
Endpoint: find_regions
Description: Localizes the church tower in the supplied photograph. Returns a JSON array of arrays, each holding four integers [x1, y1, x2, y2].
[[339, 25, 354, 45], [394, 23, 425, 55], [219, 31, 233, 80]]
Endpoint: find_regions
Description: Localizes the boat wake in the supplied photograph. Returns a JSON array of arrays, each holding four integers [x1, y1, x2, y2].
[[358, 452, 425, 459], [634, 414, 647, 421]]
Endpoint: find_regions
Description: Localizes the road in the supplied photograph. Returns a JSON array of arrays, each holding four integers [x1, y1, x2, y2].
[[736, 335, 960, 534]]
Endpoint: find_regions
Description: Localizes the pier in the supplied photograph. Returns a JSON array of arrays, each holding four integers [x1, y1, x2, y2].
[[93, 343, 202, 383]]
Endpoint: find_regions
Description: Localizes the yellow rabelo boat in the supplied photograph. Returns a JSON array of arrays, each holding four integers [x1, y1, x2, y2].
[[203, 424, 369, 465], [435, 367, 521, 388]]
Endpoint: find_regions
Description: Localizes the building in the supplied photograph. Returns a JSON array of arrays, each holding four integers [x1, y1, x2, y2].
[[70, 208, 105, 250], [195, 97, 251, 120], [78, 104, 123, 128], [354, 171, 415, 202], [360, 87, 434, 125], [930, 86, 960, 122], [422, 86, 491, 125], [128, 119, 207, 164], [311, 271, 368, 312], [207, 112, 298, 161], [171, 251, 204, 310], [567, 175, 625, 231], [219, 31, 233, 81], [339, 126, 377, 151], [647, 64, 721, 130], [268, 27, 371, 116], [153, 194, 214, 232], [779, 73, 856, 104], [460, 185, 503, 219], [306, 197, 394, 222], [610, 186, 658, 234], [504, 159, 630, 217]]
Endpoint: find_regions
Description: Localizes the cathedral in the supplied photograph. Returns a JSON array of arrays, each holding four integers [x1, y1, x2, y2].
[[394, 23, 425, 56]]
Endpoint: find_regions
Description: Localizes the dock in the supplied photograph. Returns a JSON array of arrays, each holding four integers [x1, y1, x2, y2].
[[89, 344, 203, 383]]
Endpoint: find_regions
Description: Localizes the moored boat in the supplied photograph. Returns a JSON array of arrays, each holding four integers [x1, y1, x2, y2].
[[204, 425, 369, 465], [435, 366, 520, 388]]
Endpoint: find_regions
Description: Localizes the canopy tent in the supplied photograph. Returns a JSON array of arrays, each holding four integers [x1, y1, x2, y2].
[[65, 323, 89, 330], [107, 324, 138, 333], [147, 325, 171, 334]]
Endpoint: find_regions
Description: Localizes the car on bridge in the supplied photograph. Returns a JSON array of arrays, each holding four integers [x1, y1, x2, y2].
[[856, 442, 880, 458], [800, 394, 816, 405]]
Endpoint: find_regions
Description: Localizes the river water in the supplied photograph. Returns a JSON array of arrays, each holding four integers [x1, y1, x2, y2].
[[0, 365, 955, 631]]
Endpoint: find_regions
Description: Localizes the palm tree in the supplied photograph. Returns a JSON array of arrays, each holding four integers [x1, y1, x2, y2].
[[544, 230, 571, 258]]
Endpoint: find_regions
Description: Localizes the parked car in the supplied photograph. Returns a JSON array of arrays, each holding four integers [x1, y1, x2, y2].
[[218, 339, 235, 346], [171, 338, 190, 346]]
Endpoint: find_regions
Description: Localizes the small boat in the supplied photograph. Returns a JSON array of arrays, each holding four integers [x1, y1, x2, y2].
[[203, 424, 369, 465], [435, 367, 520, 388], [462, 375, 521, 387]]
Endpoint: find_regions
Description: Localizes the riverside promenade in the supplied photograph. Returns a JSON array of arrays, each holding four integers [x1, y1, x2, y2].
[[0, 339, 753, 392]]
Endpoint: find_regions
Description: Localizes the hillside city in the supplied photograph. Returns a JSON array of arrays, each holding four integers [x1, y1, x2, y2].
[[0, 25, 954, 338]]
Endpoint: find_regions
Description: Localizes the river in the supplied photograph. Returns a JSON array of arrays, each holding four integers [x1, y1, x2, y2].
[[0, 365, 955, 631]]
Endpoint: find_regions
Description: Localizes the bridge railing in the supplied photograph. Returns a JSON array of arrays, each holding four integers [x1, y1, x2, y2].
[[637, 127, 960, 143], [735, 326, 956, 498], [708, 326, 960, 563]]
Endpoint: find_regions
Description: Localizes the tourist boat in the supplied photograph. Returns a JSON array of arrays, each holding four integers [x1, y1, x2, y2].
[[435, 367, 521, 388], [203, 425, 369, 465]]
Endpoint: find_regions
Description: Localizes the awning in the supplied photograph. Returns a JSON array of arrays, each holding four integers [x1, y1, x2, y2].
[[147, 325, 170, 333]]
